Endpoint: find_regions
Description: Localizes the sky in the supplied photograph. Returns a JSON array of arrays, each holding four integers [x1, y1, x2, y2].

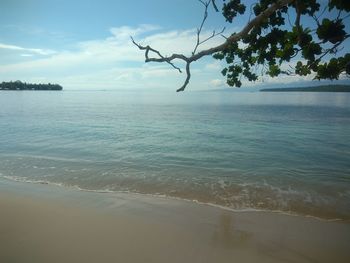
[[0, 0, 349, 91]]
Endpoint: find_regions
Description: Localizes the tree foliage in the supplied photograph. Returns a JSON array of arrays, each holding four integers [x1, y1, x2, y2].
[[133, 0, 350, 91]]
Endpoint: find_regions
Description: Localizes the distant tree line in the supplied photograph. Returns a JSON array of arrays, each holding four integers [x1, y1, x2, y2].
[[260, 84, 350, 92], [0, 81, 63, 90]]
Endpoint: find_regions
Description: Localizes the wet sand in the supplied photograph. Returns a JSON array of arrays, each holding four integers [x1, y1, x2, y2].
[[0, 179, 349, 263]]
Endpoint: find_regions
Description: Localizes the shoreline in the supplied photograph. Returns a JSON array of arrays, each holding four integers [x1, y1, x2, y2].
[[1, 178, 350, 263], [1, 175, 347, 223]]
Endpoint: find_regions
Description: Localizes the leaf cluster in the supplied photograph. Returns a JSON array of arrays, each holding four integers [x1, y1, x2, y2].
[[214, 0, 350, 87]]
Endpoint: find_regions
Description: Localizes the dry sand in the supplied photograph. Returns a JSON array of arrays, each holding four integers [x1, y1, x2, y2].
[[0, 179, 349, 263]]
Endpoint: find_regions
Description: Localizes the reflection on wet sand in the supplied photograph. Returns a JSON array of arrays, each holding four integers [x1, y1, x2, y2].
[[212, 213, 251, 248]]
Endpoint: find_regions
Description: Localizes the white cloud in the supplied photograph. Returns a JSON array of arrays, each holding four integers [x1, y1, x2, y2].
[[205, 60, 223, 71], [210, 79, 225, 87], [0, 43, 56, 55], [0, 24, 228, 90], [0, 25, 163, 76], [110, 24, 161, 40], [20, 54, 34, 57], [258, 73, 315, 84]]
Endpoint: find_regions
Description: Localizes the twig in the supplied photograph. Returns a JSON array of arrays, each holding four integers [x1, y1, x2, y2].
[[130, 37, 183, 73], [193, 0, 210, 55]]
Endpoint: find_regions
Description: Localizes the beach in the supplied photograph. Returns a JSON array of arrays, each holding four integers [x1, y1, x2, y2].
[[1, 91, 350, 262], [1, 178, 349, 263], [1, 0, 350, 261]]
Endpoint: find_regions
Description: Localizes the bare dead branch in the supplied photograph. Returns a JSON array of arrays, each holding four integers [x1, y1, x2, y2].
[[176, 62, 191, 92], [211, 0, 219, 12], [130, 37, 183, 73], [200, 28, 226, 45], [198, 0, 207, 6], [315, 5, 328, 23], [132, 0, 294, 91], [192, 0, 210, 55]]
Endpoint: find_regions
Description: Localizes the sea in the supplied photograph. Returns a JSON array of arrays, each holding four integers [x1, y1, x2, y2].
[[0, 90, 349, 220]]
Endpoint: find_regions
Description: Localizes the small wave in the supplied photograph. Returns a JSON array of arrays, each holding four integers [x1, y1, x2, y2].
[[0, 174, 345, 222], [1, 175, 65, 187], [1, 153, 99, 164]]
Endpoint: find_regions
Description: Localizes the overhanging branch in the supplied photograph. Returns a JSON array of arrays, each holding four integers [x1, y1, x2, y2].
[[132, 0, 294, 91]]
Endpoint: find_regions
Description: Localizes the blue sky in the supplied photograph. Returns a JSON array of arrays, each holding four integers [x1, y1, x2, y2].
[[0, 0, 349, 91]]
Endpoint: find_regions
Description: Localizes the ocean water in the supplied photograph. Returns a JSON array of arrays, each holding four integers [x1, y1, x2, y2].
[[0, 90, 349, 220]]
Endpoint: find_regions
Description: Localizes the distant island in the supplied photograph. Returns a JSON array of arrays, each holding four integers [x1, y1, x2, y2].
[[0, 81, 63, 90], [260, 85, 350, 92]]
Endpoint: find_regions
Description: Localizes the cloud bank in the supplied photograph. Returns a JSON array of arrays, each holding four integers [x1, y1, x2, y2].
[[0, 24, 320, 90]]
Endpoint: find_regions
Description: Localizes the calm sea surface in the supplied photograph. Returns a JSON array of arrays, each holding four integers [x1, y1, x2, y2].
[[1, 90, 349, 220]]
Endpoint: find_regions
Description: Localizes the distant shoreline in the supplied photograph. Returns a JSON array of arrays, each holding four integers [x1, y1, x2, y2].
[[0, 81, 63, 91], [260, 85, 350, 92]]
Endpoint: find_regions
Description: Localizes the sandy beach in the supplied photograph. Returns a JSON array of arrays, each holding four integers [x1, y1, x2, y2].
[[0, 178, 349, 263]]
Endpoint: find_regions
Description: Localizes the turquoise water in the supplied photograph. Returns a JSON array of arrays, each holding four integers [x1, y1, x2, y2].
[[0, 90, 350, 220]]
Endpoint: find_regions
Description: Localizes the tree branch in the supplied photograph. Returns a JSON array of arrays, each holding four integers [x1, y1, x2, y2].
[[211, 0, 219, 12], [189, 0, 294, 62], [312, 34, 350, 65], [132, 0, 294, 91], [130, 37, 183, 73], [177, 62, 191, 92], [295, 0, 302, 42], [193, 0, 210, 55], [191, 1, 225, 56]]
